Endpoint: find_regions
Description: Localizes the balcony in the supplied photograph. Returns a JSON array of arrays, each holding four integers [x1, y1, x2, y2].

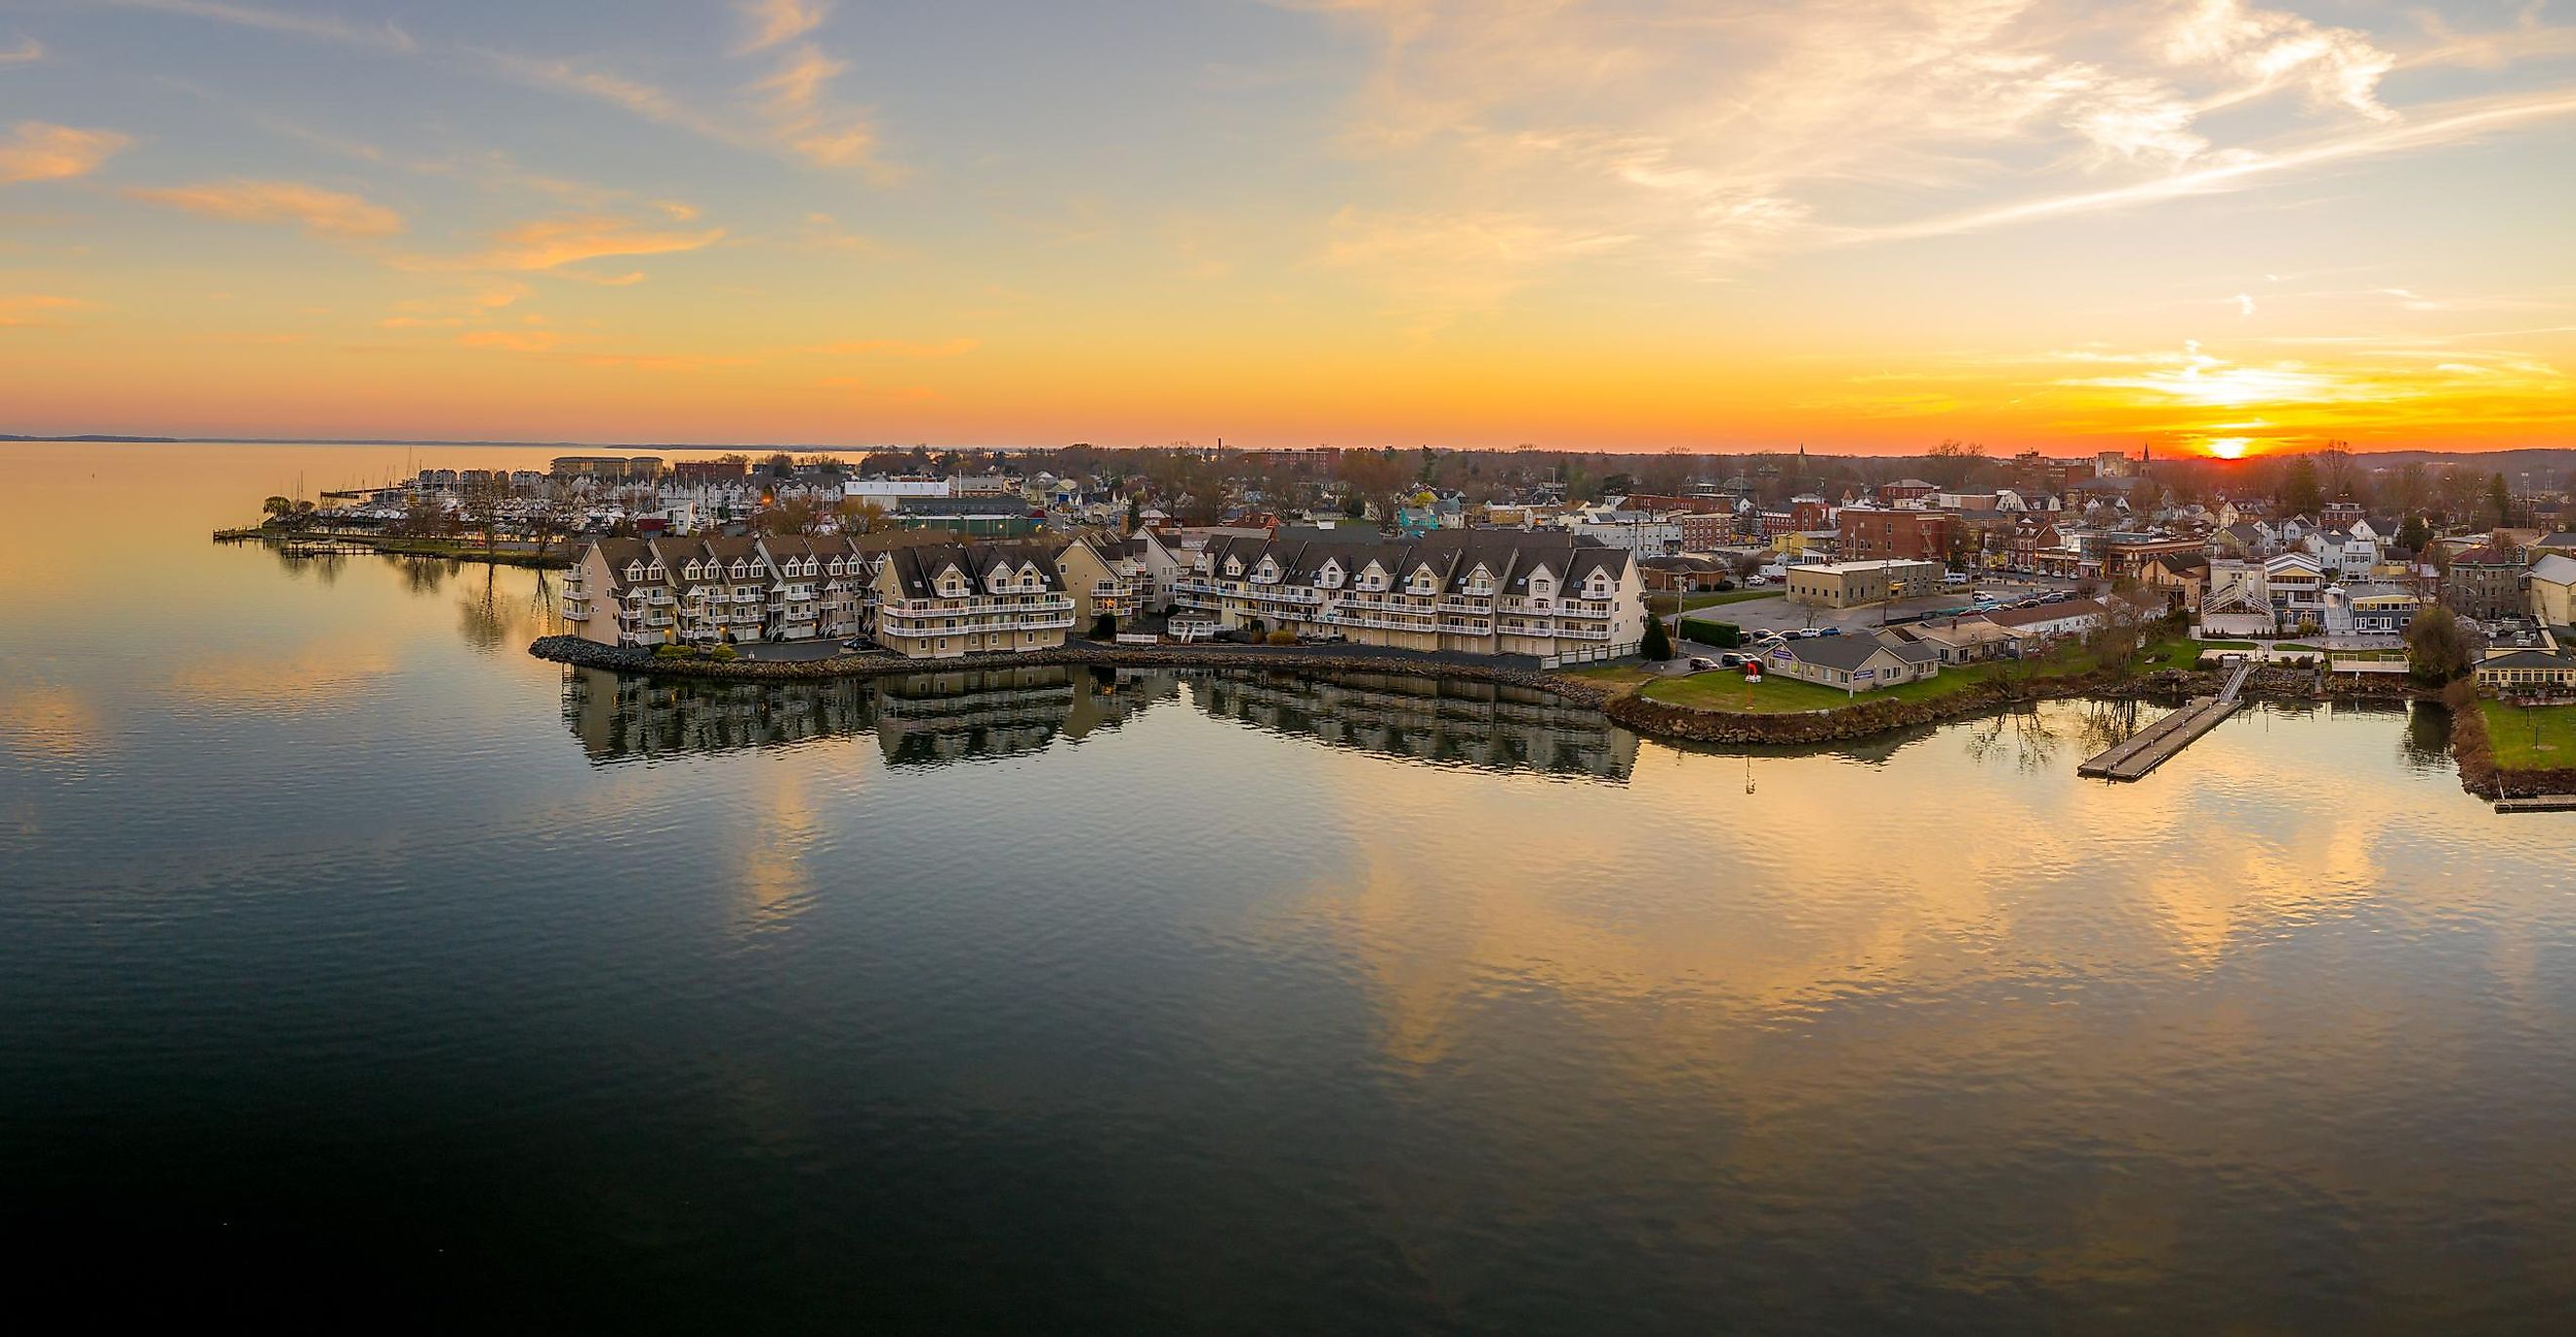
[[563, 600, 591, 621]]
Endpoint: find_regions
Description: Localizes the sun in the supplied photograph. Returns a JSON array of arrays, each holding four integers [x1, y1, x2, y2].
[[2204, 436, 2250, 460]]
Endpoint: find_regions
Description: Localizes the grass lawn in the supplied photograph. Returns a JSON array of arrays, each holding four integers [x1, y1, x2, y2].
[[1560, 665, 1659, 694], [1639, 637, 2151, 715], [2274, 642, 2320, 653], [2480, 699, 2576, 769], [2196, 638, 2255, 649], [2134, 638, 2208, 673]]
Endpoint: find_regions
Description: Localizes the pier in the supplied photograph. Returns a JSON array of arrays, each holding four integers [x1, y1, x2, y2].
[[2078, 660, 2252, 782]]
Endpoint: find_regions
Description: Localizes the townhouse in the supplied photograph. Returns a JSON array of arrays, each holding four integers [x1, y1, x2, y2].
[[1052, 532, 1184, 629], [1172, 530, 1645, 658], [869, 544, 1077, 659], [563, 534, 887, 647]]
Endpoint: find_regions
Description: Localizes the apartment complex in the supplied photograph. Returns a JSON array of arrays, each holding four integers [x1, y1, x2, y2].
[[1173, 531, 1645, 657], [1052, 533, 1184, 628], [564, 534, 879, 647], [868, 543, 1076, 659]]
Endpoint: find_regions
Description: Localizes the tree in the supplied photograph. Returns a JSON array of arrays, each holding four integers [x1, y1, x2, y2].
[[2488, 472, 2514, 530], [2396, 515, 2432, 555], [262, 495, 293, 518], [2405, 603, 2472, 683], [1641, 612, 1673, 662], [834, 497, 891, 534], [460, 478, 506, 553], [2277, 457, 2322, 518], [762, 497, 821, 536], [1089, 611, 1117, 640]]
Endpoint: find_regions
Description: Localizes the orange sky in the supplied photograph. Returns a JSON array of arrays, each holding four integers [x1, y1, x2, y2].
[[2, 1, 2572, 455]]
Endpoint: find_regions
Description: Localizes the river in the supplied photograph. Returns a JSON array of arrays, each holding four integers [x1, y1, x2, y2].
[[3, 442, 2572, 1331]]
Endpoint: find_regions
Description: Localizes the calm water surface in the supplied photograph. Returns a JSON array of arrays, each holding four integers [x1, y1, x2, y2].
[[4, 443, 2574, 1331]]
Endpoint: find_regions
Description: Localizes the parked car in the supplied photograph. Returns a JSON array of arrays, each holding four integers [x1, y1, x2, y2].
[[1817, 627, 1842, 636], [838, 638, 867, 652], [1688, 656, 1719, 671], [1746, 576, 1769, 587], [1791, 628, 1824, 639]]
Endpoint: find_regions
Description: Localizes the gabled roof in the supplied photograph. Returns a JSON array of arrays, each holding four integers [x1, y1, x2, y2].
[[880, 542, 1067, 597], [1778, 633, 1909, 671], [1196, 530, 1630, 595]]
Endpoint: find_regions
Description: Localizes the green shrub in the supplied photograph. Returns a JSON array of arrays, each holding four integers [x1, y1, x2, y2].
[[1266, 628, 1298, 645], [1680, 618, 1743, 648], [708, 644, 740, 661], [652, 643, 688, 659]]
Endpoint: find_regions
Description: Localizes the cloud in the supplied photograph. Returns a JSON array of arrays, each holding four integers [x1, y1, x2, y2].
[[0, 35, 42, 64], [2163, 0, 2395, 121], [100, 0, 414, 52], [0, 122, 132, 183], [1830, 88, 2576, 246], [750, 42, 887, 172], [476, 50, 739, 143], [801, 337, 979, 357], [2234, 292, 2256, 316], [0, 294, 91, 326], [1281, 0, 2556, 304], [459, 329, 564, 353], [129, 179, 404, 235], [737, 0, 831, 55], [466, 214, 726, 271]]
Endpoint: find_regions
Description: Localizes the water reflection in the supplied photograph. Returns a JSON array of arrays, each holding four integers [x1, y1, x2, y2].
[[561, 665, 1643, 780], [562, 665, 1183, 767], [1194, 669, 1637, 781]]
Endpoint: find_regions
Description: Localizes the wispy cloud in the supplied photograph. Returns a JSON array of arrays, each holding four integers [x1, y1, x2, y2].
[[1284, 0, 2566, 306], [749, 42, 888, 173], [101, 0, 414, 52], [463, 214, 726, 271], [459, 328, 564, 353], [0, 122, 132, 183], [737, 0, 831, 55], [129, 180, 404, 236], [0, 294, 92, 326], [0, 35, 43, 64]]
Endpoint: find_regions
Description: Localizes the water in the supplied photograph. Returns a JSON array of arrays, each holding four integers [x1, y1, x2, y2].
[[4, 442, 2573, 1331]]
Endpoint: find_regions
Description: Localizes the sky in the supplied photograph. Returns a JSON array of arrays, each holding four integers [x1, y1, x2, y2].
[[0, 0, 2571, 456]]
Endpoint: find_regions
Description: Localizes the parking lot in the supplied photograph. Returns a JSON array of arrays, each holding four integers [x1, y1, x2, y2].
[[1671, 573, 2079, 639]]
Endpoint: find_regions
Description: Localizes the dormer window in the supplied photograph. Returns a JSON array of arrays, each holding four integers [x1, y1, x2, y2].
[[1225, 558, 1243, 577]]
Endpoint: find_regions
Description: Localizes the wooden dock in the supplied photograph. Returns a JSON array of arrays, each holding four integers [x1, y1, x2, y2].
[[2494, 795, 2576, 814], [2077, 660, 2252, 782]]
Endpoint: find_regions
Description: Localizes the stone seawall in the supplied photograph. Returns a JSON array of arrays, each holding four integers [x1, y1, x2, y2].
[[2442, 678, 2576, 800]]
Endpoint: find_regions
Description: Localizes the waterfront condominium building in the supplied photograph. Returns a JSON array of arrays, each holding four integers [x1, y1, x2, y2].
[[1052, 532, 1185, 629], [1171, 530, 1645, 658], [867, 543, 1077, 659], [564, 534, 883, 647]]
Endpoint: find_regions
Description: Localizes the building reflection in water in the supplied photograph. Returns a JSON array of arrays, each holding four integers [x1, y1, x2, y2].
[[562, 665, 1637, 780], [561, 665, 1183, 766], [1192, 669, 1636, 782]]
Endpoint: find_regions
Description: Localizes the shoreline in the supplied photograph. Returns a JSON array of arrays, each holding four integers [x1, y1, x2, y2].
[[528, 634, 2432, 750], [217, 527, 571, 569]]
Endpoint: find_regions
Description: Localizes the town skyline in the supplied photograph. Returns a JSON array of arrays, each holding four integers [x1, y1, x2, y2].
[[3, 1, 2572, 454]]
